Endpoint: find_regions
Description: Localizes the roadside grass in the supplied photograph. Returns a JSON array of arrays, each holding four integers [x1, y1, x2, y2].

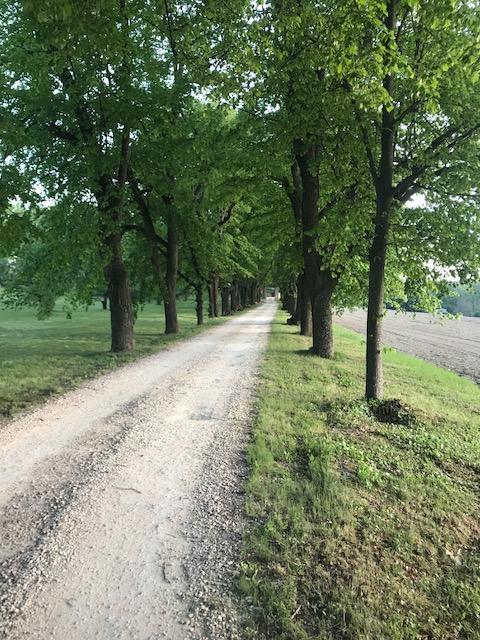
[[0, 298, 224, 419], [241, 310, 480, 640]]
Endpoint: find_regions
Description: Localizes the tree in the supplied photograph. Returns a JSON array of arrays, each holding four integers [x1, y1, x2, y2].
[[351, 0, 480, 398], [0, 201, 106, 318], [442, 283, 480, 317], [1, 0, 247, 343], [217, 0, 379, 358], [0, 0, 156, 350]]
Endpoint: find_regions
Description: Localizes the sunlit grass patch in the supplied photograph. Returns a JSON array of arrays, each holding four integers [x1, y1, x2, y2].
[[0, 298, 224, 419]]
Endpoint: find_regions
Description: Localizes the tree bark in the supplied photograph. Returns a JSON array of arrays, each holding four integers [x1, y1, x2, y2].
[[195, 284, 204, 325], [208, 275, 219, 317], [96, 131, 133, 353], [366, 0, 396, 399], [311, 274, 336, 357], [282, 285, 297, 317], [101, 290, 109, 310], [250, 282, 258, 306], [240, 284, 247, 309], [164, 220, 179, 334], [366, 195, 392, 398], [231, 282, 241, 311], [298, 273, 312, 336], [106, 232, 134, 352], [295, 142, 336, 357], [128, 172, 165, 313], [221, 286, 232, 315], [285, 283, 298, 325], [208, 284, 214, 318], [294, 277, 302, 322], [285, 160, 303, 327]]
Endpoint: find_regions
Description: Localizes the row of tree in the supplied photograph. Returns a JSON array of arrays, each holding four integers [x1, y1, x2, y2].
[[0, 1, 288, 343], [1, 0, 480, 399], [442, 284, 480, 317]]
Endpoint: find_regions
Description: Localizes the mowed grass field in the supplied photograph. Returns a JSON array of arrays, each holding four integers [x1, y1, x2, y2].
[[242, 310, 480, 640], [0, 298, 220, 419]]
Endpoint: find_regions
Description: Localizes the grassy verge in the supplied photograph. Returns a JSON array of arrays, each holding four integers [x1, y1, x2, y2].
[[0, 298, 225, 419], [241, 309, 480, 640]]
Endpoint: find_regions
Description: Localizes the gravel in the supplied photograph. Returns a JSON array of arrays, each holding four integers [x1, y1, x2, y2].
[[0, 301, 276, 639]]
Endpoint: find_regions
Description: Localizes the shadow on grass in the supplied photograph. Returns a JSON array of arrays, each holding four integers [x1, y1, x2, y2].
[[79, 350, 123, 358], [292, 348, 316, 357]]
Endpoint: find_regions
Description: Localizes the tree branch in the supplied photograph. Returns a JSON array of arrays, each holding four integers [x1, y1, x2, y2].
[[392, 123, 470, 200], [217, 202, 236, 227]]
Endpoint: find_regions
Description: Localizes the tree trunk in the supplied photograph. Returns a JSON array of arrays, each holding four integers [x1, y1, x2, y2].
[[221, 286, 232, 315], [282, 285, 297, 316], [311, 274, 336, 357], [286, 284, 298, 324], [288, 160, 304, 327], [208, 275, 219, 317], [101, 290, 109, 310], [128, 174, 165, 324], [366, 193, 392, 398], [213, 275, 219, 316], [298, 273, 312, 336], [208, 284, 214, 318], [251, 282, 258, 306], [366, 0, 396, 399], [149, 247, 163, 312], [195, 285, 204, 325], [240, 285, 247, 309], [296, 141, 336, 357], [164, 220, 179, 334], [106, 232, 134, 352], [231, 282, 241, 311], [294, 277, 302, 322], [97, 163, 134, 352], [248, 283, 254, 306]]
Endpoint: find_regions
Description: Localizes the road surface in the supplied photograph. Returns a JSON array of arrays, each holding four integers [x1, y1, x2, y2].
[[0, 300, 276, 640], [335, 309, 480, 384]]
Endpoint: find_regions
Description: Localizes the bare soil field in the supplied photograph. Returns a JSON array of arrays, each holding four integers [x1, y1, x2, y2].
[[0, 300, 276, 640], [335, 309, 480, 384]]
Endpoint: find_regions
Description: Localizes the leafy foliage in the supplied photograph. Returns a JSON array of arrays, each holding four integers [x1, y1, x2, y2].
[[0, 1, 479, 366]]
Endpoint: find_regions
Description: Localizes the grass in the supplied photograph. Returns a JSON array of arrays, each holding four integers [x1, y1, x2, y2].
[[241, 309, 480, 640], [0, 298, 224, 419]]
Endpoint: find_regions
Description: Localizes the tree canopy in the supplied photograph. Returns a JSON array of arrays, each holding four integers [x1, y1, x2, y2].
[[1, 0, 479, 398]]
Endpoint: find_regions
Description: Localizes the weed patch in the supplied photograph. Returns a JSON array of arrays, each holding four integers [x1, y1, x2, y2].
[[370, 398, 419, 426]]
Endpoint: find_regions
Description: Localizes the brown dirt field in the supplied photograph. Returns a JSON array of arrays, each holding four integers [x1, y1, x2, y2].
[[335, 309, 480, 384]]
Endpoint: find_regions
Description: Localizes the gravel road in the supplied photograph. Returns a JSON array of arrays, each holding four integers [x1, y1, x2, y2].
[[335, 309, 480, 384], [0, 300, 276, 640]]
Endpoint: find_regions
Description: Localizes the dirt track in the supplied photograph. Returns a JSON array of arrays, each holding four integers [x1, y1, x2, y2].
[[0, 300, 276, 640], [335, 309, 480, 384]]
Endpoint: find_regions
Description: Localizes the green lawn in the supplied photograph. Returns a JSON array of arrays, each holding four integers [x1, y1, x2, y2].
[[0, 298, 221, 418], [241, 309, 480, 640]]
